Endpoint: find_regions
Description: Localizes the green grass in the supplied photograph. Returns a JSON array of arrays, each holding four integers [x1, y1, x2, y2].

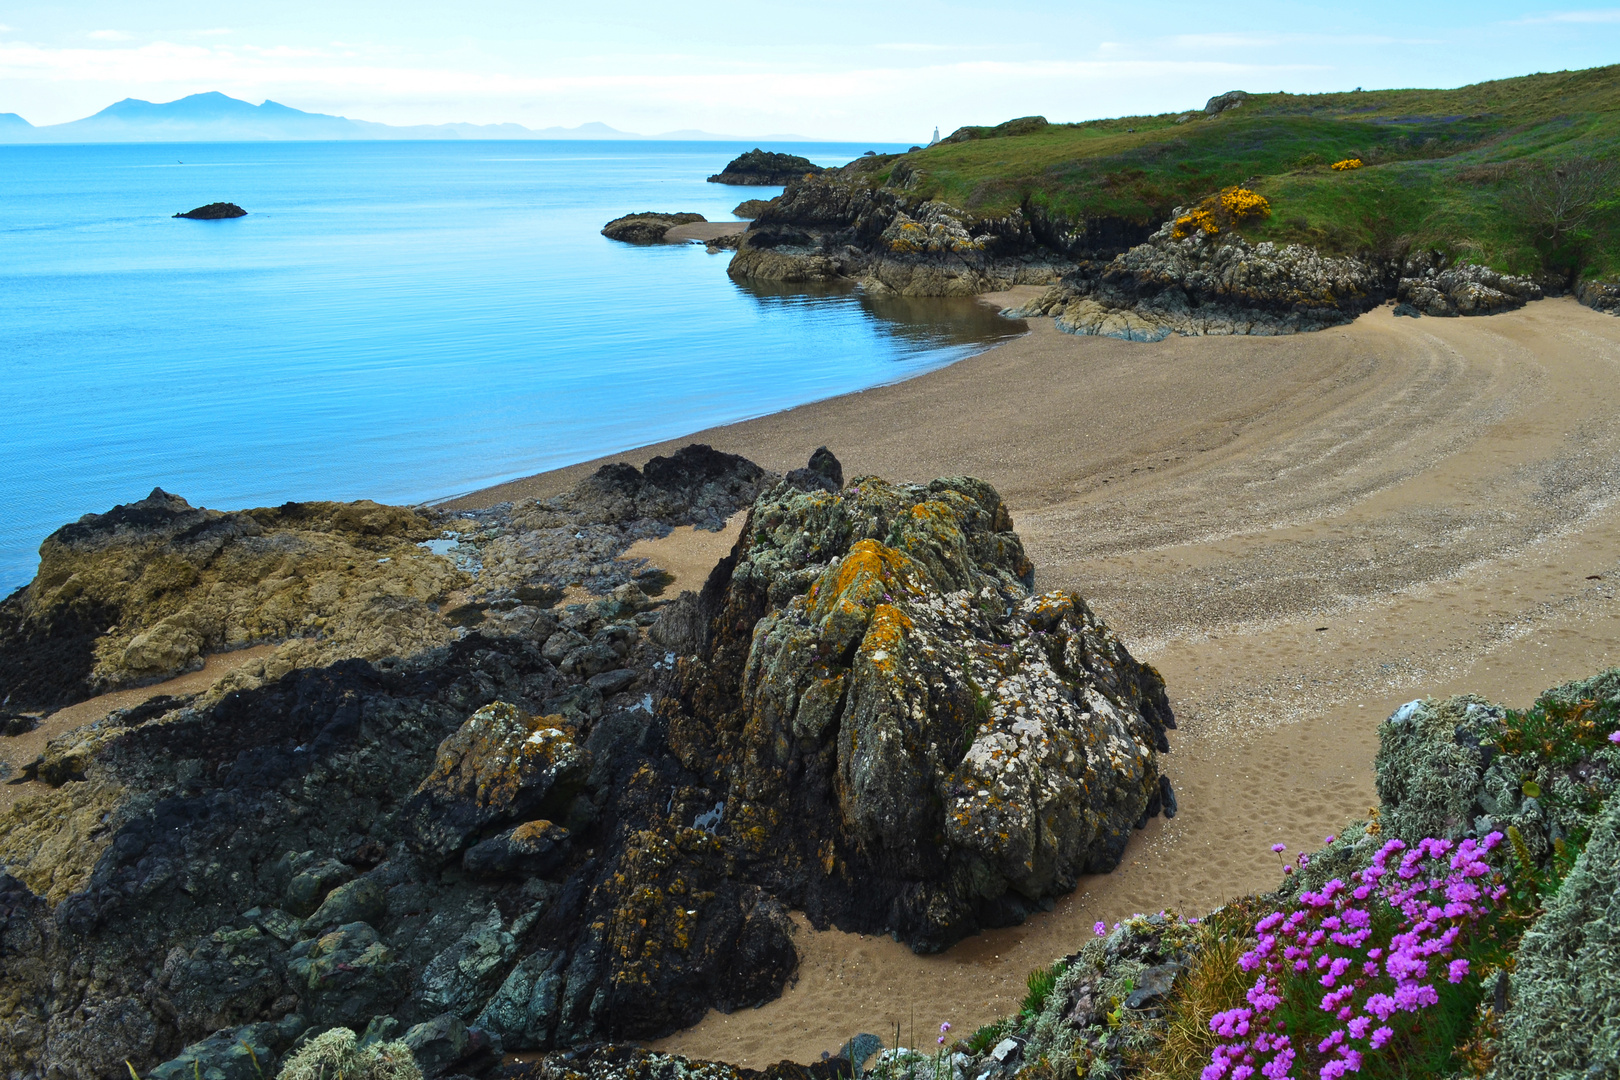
[[850, 64, 1620, 278]]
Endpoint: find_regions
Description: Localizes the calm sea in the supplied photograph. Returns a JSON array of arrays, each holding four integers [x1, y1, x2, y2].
[[0, 141, 1022, 592]]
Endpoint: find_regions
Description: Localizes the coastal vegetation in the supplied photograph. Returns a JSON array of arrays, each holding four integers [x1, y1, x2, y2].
[[852, 65, 1620, 284]]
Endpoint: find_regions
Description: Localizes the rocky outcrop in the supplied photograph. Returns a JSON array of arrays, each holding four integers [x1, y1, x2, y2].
[[1393, 250, 1543, 317], [729, 173, 1085, 297], [0, 488, 462, 712], [707, 149, 823, 186], [0, 449, 1174, 1077], [1576, 277, 1620, 314], [662, 471, 1174, 951], [174, 202, 246, 219], [1204, 91, 1249, 115], [1007, 221, 1387, 340], [1004, 227, 1558, 340], [732, 199, 772, 219], [601, 213, 706, 245]]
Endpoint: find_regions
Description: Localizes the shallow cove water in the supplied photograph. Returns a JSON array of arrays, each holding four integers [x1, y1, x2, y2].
[[0, 140, 1023, 591]]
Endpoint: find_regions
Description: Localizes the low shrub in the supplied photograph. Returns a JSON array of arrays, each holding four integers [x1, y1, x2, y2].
[[1331, 159, 1363, 171]]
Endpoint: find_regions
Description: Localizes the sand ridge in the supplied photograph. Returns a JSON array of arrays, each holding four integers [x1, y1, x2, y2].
[[455, 297, 1620, 1065]]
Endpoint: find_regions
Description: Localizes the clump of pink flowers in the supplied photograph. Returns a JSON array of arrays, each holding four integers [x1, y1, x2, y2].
[[1203, 832, 1508, 1079]]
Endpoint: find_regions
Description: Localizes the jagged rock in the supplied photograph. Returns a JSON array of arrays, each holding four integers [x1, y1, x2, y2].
[[405, 702, 590, 857], [784, 447, 844, 494], [284, 852, 357, 916], [708, 149, 824, 185], [1577, 277, 1620, 314], [148, 1017, 306, 1080], [663, 472, 1173, 951], [403, 1013, 502, 1078], [306, 874, 388, 932], [732, 198, 773, 218], [601, 212, 705, 245], [174, 202, 247, 219], [286, 922, 412, 1026], [414, 905, 520, 1020], [729, 172, 1095, 296], [160, 923, 291, 1040], [1395, 260, 1542, 317]]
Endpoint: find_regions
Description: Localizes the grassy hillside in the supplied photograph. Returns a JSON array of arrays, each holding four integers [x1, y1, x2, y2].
[[866, 65, 1620, 279]]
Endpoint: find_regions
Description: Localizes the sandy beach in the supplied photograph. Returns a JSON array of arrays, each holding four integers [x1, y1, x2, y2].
[[451, 293, 1620, 1066]]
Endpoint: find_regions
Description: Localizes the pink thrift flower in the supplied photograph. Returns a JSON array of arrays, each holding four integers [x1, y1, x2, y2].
[[1610, 730, 1620, 744], [1370, 1026, 1394, 1049], [1094, 920, 1107, 936], [1449, 959, 1470, 983], [1272, 843, 1287, 853]]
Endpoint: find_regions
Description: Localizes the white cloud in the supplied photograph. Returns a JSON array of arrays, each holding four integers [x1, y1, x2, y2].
[[88, 30, 132, 41]]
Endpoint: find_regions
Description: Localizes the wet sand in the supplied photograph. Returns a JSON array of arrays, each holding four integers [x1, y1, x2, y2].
[[457, 295, 1620, 1065]]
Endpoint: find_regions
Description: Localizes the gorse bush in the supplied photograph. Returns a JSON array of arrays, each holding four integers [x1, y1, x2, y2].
[[1202, 833, 1511, 1079], [1171, 188, 1271, 239], [1330, 159, 1363, 171]]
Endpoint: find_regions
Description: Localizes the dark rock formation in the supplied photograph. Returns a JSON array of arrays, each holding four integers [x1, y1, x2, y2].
[[729, 171, 1094, 297], [707, 149, 824, 186], [1003, 232, 1548, 340], [174, 202, 246, 219], [660, 470, 1173, 952], [1577, 277, 1620, 314], [0, 450, 1172, 1077], [1393, 250, 1543, 316], [601, 212, 706, 245], [732, 199, 773, 219]]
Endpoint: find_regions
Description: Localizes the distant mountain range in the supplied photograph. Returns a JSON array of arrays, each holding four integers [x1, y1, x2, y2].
[[0, 92, 813, 143]]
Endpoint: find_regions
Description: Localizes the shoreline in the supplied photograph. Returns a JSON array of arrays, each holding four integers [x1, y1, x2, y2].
[[449, 295, 1620, 1066]]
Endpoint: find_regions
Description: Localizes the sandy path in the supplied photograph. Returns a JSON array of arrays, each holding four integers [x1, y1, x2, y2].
[[453, 297, 1620, 1066], [0, 645, 277, 814]]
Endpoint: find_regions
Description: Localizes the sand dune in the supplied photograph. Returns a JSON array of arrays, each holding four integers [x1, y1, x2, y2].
[[462, 296, 1620, 1065]]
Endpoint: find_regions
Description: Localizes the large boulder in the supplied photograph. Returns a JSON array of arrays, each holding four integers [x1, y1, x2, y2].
[[664, 470, 1174, 950]]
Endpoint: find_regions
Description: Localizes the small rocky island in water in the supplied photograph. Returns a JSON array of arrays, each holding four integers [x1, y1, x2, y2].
[[706, 149, 823, 186], [600, 211, 706, 244], [174, 202, 248, 220]]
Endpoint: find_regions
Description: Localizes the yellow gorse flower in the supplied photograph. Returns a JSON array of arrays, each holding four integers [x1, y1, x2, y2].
[[1170, 186, 1270, 239], [1331, 158, 1363, 171]]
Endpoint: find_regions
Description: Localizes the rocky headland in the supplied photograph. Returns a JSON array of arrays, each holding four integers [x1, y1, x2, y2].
[[718, 159, 1573, 337], [174, 203, 247, 220], [707, 150, 824, 187], [601, 213, 708, 245], [0, 446, 1177, 1078]]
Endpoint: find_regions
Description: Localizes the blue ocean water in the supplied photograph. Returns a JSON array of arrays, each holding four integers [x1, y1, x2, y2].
[[0, 141, 1022, 592]]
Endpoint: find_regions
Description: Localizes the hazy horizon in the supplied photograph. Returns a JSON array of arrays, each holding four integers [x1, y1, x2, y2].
[[3, 1, 1620, 141]]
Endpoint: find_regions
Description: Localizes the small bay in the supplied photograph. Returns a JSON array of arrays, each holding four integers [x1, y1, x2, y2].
[[0, 140, 1021, 591]]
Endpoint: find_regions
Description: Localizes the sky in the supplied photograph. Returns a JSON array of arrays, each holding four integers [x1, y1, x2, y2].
[[1, 2, 1619, 140]]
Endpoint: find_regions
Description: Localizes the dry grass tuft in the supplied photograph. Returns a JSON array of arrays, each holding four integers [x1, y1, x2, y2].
[[1136, 931, 1252, 1080]]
